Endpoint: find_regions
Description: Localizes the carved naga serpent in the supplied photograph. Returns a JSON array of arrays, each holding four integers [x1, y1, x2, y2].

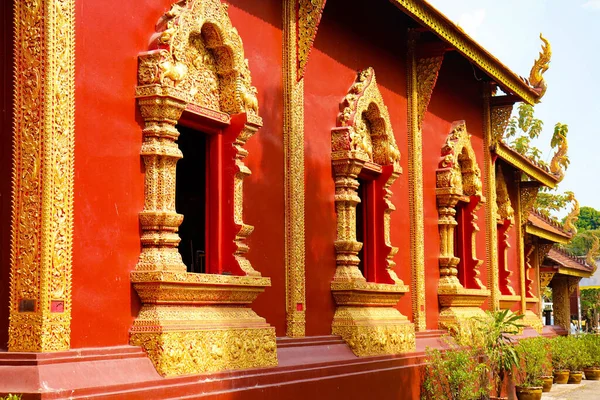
[[563, 193, 579, 236], [550, 135, 568, 182], [528, 34, 551, 100]]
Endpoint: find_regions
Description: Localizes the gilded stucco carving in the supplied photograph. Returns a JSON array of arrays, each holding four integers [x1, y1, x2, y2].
[[528, 34, 551, 101], [491, 104, 513, 148], [436, 121, 489, 329], [283, 0, 306, 337], [539, 271, 555, 290], [406, 32, 443, 331], [331, 68, 414, 356], [416, 55, 444, 127], [133, 0, 276, 375], [519, 184, 540, 226], [296, 0, 326, 81], [9, 0, 75, 351], [332, 67, 401, 283], [436, 121, 485, 289], [537, 243, 554, 267]]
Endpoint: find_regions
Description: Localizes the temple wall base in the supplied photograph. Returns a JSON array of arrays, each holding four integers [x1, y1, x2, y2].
[[331, 306, 415, 356]]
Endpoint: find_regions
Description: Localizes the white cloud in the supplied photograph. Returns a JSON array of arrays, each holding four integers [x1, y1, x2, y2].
[[583, 0, 600, 9], [456, 9, 487, 37]]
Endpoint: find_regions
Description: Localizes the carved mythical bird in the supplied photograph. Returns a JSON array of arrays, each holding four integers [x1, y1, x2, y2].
[[528, 34, 551, 100], [563, 194, 579, 236]]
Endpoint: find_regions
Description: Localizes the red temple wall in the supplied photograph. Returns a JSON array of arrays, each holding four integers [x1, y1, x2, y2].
[[226, 0, 287, 336], [71, 0, 287, 346], [424, 52, 489, 327], [303, 0, 413, 335], [0, 0, 14, 350]]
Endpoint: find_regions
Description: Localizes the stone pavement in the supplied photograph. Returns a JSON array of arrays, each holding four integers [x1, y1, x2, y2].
[[542, 379, 600, 400]]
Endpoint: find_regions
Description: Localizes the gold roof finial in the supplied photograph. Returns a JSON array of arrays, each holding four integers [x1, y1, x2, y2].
[[563, 193, 579, 236], [528, 33, 552, 101]]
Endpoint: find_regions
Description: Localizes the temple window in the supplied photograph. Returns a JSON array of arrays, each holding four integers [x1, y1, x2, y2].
[[330, 67, 414, 357], [436, 121, 486, 292]]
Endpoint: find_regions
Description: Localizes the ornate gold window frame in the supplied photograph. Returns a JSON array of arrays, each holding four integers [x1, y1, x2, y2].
[[436, 121, 490, 329], [130, 0, 276, 376], [330, 68, 414, 356], [495, 164, 520, 309]]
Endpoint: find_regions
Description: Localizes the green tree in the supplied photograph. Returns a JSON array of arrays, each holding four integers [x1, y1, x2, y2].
[[575, 207, 600, 231], [504, 103, 571, 219], [563, 229, 600, 256]]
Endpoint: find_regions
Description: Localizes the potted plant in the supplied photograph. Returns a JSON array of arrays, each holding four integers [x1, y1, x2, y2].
[[582, 334, 600, 380], [565, 335, 586, 384], [550, 336, 570, 384], [514, 338, 546, 400], [478, 310, 523, 399], [421, 343, 489, 400], [526, 337, 553, 392]]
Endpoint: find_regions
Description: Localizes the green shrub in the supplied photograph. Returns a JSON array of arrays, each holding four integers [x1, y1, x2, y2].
[[550, 336, 570, 371], [421, 344, 489, 400], [515, 337, 548, 387], [1, 395, 22, 400], [581, 334, 600, 368]]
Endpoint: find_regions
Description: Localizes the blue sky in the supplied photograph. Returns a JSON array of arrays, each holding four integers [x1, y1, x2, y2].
[[426, 0, 600, 212]]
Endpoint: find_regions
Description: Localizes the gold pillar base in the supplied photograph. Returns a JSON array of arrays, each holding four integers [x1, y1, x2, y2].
[[331, 282, 415, 357], [523, 309, 543, 334], [130, 272, 277, 376], [438, 289, 490, 331]]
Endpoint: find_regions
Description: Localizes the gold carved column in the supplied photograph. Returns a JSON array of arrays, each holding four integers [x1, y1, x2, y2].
[[483, 85, 497, 310], [9, 0, 75, 351], [407, 31, 444, 331], [552, 275, 578, 332], [282, 0, 325, 337]]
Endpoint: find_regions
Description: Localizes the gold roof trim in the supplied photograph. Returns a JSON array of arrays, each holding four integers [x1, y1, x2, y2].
[[495, 142, 558, 188], [525, 225, 570, 245], [391, 0, 540, 105]]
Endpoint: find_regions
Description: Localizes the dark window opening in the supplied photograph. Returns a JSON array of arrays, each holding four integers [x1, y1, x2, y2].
[[356, 179, 366, 277], [176, 125, 207, 273]]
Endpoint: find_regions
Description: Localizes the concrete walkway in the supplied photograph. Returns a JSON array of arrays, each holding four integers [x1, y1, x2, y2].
[[542, 379, 600, 400]]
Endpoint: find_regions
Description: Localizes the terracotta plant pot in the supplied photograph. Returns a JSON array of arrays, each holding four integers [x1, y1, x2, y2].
[[584, 368, 600, 380], [515, 386, 542, 400], [540, 376, 553, 392], [568, 371, 583, 384], [553, 370, 569, 384]]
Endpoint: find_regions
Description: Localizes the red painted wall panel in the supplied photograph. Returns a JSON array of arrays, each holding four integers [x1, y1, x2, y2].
[[226, 0, 287, 336], [424, 52, 489, 328], [72, 0, 287, 346], [0, 0, 14, 350], [304, 0, 413, 335]]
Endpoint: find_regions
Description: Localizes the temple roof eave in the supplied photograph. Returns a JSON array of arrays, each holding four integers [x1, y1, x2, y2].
[[390, 0, 541, 105], [544, 248, 594, 279], [495, 142, 559, 189]]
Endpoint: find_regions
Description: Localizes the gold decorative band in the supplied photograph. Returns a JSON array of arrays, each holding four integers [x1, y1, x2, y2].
[[283, 0, 306, 337], [9, 0, 76, 351]]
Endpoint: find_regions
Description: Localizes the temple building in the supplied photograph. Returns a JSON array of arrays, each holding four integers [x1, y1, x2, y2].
[[0, 0, 591, 398]]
